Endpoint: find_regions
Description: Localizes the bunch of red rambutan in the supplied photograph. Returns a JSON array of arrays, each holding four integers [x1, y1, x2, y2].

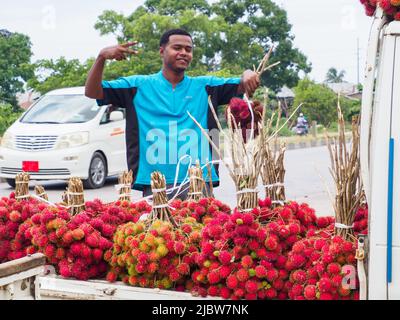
[[360, 0, 400, 20], [285, 235, 359, 300], [225, 98, 264, 143], [189, 210, 279, 299], [170, 197, 231, 224], [354, 204, 368, 235], [25, 198, 152, 280], [106, 219, 198, 289], [0, 193, 44, 263]]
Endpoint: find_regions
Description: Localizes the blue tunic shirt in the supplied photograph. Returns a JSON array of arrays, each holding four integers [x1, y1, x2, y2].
[[97, 71, 241, 190]]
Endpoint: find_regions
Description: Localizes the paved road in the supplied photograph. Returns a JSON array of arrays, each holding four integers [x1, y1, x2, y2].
[[0, 145, 335, 216]]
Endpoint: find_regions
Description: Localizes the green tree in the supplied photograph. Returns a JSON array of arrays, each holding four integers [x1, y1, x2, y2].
[[28, 58, 95, 94], [325, 67, 346, 83], [94, 0, 311, 90], [0, 104, 23, 135], [293, 78, 358, 127], [0, 29, 34, 109]]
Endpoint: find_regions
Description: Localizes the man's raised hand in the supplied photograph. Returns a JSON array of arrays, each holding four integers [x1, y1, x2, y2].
[[98, 41, 138, 61]]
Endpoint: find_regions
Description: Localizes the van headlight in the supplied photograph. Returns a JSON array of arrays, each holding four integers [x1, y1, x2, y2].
[[0, 132, 14, 149], [55, 132, 89, 149]]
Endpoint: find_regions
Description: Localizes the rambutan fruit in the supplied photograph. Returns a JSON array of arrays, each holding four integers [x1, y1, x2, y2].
[[55, 248, 65, 260], [265, 288, 277, 299], [177, 263, 190, 275], [292, 270, 307, 284], [318, 278, 332, 293], [169, 270, 181, 282], [291, 283, 303, 297], [86, 233, 99, 248], [240, 275, 256, 294], [207, 285, 220, 297], [241, 255, 253, 269], [236, 268, 250, 282], [72, 228, 85, 241], [9, 210, 22, 222], [59, 265, 72, 278], [207, 270, 220, 284], [292, 241, 305, 254], [135, 263, 146, 274], [255, 265, 267, 278], [266, 269, 279, 282], [337, 285, 351, 297], [220, 287, 231, 300], [218, 250, 232, 265], [264, 237, 278, 251], [327, 262, 342, 275], [316, 217, 330, 228], [226, 274, 239, 289], [319, 292, 333, 300], [272, 279, 285, 291], [322, 253, 334, 265], [233, 288, 245, 298], [92, 248, 103, 262], [173, 241, 186, 255], [219, 265, 231, 278], [99, 237, 112, 250], [342, 241, 354, 253]]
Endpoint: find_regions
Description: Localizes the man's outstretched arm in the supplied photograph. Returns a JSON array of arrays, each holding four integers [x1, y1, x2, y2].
[[85, 42, 138, 99]]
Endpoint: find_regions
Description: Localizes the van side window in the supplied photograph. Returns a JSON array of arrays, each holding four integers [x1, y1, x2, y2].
[[100, 105, 126, 124]]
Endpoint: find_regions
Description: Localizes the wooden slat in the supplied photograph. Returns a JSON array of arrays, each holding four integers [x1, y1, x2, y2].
[[0, 254, 46, 278], [39, 276, 220, 300]]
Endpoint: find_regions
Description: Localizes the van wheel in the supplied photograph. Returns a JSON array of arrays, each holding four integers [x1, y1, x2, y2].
[[6, 179, 16, 188], [83, 152, 107, 189]]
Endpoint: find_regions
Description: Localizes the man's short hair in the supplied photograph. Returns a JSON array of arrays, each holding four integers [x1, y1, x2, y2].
[[159, 29, 192, 47]]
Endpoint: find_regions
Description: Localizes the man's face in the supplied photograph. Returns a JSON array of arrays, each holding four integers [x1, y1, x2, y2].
[[160, 35, 193, 73]]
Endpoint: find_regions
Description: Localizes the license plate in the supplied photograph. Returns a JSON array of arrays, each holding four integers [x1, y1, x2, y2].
[[22, 161, 39, 172]]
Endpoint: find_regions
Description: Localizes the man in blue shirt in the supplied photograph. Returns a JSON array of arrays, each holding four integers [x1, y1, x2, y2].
[[85, 29, 260, 198]]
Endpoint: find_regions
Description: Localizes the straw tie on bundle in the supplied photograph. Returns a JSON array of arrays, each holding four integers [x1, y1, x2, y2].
[[117, 170, 133, 202], [66, 177, 85, 216], [34, 185, 49, 201], [148, 172, 177, 227], [15, 173, 30, 201]]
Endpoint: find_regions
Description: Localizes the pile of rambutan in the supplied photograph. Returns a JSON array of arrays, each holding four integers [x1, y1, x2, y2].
[[170, 197, 231, 224], [360, 0, 400, 20], [25, 198, 152, 280], [105, 219, 199, 289], [0, 193, 44, 262], [225, 98, 264, 143], [285, 235, 359, 300]]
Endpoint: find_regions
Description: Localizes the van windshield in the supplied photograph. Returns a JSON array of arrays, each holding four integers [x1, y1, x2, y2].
[[21, 94, 101, 124]]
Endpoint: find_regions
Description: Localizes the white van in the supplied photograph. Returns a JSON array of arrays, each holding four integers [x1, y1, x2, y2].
[[0, 87, 127, 189]]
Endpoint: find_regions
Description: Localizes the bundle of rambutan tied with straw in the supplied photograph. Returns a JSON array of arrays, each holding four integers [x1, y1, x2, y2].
[[65, 177, 85, 216], [260, 103, 287, 205], [187, 161, 208, 202], [187, 49, 283, 212], [326, 99, 365, 241], [15, 172, 30, 202], [118, 170, 133, 202], [34, 185, 49, 201], [189, 94, 265, 212], [147, 171, 178, 227]]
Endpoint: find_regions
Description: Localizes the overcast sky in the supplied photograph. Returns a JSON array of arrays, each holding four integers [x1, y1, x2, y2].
[[1, 0, 372, 84]]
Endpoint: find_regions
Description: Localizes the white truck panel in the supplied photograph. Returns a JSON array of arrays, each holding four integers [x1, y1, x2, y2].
[[368, 23, 396, 300]]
